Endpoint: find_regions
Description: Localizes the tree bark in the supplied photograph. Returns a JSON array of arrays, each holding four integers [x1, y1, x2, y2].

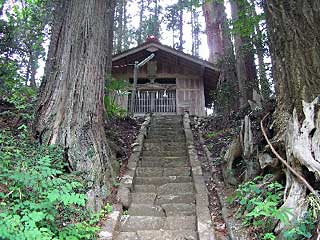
[[202, 1, 224, 64], [202, 0, 239, 112], [230, 0, 247, 108], [33, 0, 115, 211], [137, 0, 145, 45], [115, 0, 124, 53], [250, 0, 271, 99], [265, 0, 320, 234], [178, 0, 184, 51], [265, 0, 320, 125]]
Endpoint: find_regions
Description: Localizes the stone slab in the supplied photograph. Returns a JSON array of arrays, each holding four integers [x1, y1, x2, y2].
[[136, 230, 198, 240], [128, 204, 165, 217], [135, 176, 192, 186], [161, 203, 196, 216], [163, 167, 191, 176], [134, 184, 157, 193], [119, 216, 165, 232], [163, 216, 197, 231], [157, 182, 194, 195], [156, 194, 196, 205], [114, 232, 139, 240], [131, 192, 156, 204], [136, 167, 163, 177]]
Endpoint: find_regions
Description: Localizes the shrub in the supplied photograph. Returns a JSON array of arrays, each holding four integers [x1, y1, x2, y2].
[[232, 175, 318, 239], [0, 129, 100, 239], [232, 175, 291, 238]]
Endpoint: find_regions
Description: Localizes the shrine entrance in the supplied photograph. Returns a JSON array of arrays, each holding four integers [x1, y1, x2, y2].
[[128, 89, 176, 114]]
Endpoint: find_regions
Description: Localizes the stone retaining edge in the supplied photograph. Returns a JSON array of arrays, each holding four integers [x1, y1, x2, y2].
[[200, 135, 250, 240], [183, 112, 216, 240], [98, 114, 151, 240]]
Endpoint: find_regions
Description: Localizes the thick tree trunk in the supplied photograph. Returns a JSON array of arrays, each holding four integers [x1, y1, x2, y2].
[[265, 0, 320, 126], [33, 0, 115, 211], [137, 0, 144, 45], [230, 0, 247, 108], [178, 0, 184, 51], [29, 51, 39, 88], [202, 0, 239, 112], [202, 1, 224, 64], [250, 0, 271, 99], [265, 0, 320, 234], [115, 0, 124, 53]]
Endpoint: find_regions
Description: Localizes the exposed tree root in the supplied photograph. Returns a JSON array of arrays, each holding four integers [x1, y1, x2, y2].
[[261, 112, 320, 202]]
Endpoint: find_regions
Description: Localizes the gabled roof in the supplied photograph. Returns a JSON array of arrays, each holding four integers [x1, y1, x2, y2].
[[112, 40, 219, 72], [112, 39, 220, 107]]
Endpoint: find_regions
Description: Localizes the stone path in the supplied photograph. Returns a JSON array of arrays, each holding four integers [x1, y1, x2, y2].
[[115, 115, 199, 240]]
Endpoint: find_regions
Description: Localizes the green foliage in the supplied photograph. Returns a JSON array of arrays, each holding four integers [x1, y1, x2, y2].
[[104, 77, 129, 118], [232, 175, 291, 237], [233, 175, 319, 239], [206, 130, 224, 139], [282, 211, 314, 240], [0, 129, 100, 239], [0, 0, 54, 99], [263, 233, 276, 240], [210, 79, 238, 113], [281, 194, 320, 240]]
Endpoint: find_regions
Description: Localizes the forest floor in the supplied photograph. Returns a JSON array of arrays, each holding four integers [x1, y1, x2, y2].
[[104, 116, 144, 203], [190, 114, 239, 239], [190, 109, 266, 239]]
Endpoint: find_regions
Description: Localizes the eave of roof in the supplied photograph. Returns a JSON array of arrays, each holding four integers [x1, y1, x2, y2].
[[112, 42, 219, 72]]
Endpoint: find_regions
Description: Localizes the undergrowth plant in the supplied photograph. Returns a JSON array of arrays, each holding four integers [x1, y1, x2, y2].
[[232, 175, 318, 239], [0, 128, 100, 240], [232, 175, 290, 239], [104, 77, 128, 118]]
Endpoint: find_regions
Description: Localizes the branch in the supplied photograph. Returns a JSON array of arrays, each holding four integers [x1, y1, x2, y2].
[[261, 113, 320, 203]]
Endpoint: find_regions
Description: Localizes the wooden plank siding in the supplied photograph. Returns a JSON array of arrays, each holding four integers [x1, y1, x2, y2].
[[176, 77, 205, 116], [111, 42, 220, 116], [111, 73, 206, 116]]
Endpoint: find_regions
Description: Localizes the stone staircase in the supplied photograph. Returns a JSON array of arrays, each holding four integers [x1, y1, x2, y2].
[[115, 115, 198, 240]]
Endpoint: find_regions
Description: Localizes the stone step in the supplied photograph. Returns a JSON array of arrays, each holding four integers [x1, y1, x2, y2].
[[163, 216, 197, 231], [114, 232, 139, 240], [134, 184, 157, 193], [143, 145, 186, 152], [139, 160, 188, 168], [128, 204, 165, 217], [156, 193, 196, 205], [143, 139, 186, 145], [146, 135, 185, 139], [145, 138, 186, 143], [143, 151, 187, 158], [161, 203, 196, 216], [149, 123, 182, 127], [148, 126, 183, 130], [136, 167, 191, 177], [157, 182, 194, 195], [141, 156, 187, 162], [146, 134, 185, 139], [131, 192, 157, 204], [137, 230, 198, 240], [119, 216, 164, 232], [144, 142, 186, 149], [147, 130, 185, 136], [149, 127, 182, 132], [136, 167, 163, 177], [134, 176, 192, 186]]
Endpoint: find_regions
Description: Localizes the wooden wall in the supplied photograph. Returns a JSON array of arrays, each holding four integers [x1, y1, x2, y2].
[[176, 76, 205, 116], [112, 52, 207, 116], [111, 72, 206, 116]]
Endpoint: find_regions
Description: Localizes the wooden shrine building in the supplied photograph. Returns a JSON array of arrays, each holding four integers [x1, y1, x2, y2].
[[111, 38, 220, 116]]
